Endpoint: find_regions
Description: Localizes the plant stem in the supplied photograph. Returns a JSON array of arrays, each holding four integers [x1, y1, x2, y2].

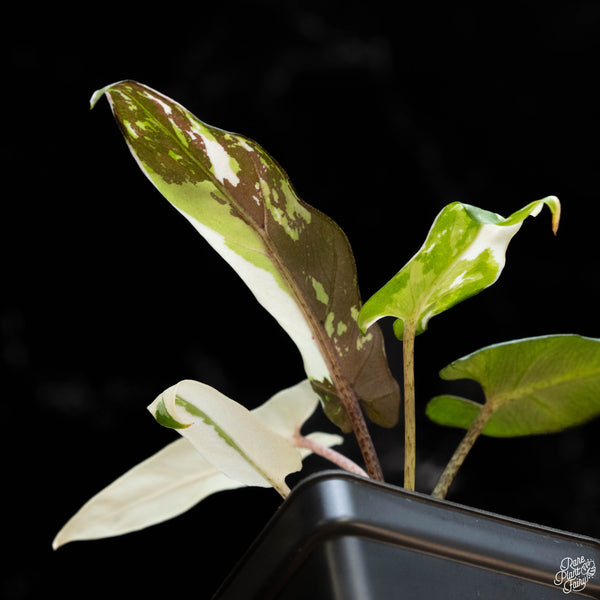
[[274, 482, 292, 499], [337, 377, 384, 481], [402, 319, 417, 491], [432, 403, 494, 499], [293, 433, 368, 477]]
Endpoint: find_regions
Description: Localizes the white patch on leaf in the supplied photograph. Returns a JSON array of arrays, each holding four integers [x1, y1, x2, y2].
[[144, 91, 172, 115], [175, 207, 331, 383], [449, 271, 470, 290], [239, 139, 255, 152], [52, 439, 241, 548], [460, 222, 522, 266], [198, 132, 240, 186]]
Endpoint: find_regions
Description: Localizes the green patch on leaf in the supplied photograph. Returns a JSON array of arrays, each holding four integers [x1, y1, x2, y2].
[[175, 395, 241, 452], [311, 277, 330, 305], [154, 397, 191, 429]]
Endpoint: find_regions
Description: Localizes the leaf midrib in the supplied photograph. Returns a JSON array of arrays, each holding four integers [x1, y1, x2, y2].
[[489, 366, 600, 407], [122, 84, 360, 425]]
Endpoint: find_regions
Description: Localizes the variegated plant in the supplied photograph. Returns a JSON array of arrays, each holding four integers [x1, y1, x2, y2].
[[357, 197, 562, 490], [54, 380, 353, 548], [88, 81, 399, 481], [54, 81, 600, 550]]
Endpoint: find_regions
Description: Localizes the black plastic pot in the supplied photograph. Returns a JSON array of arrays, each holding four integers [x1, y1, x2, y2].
[[213, 470, 599, 599]]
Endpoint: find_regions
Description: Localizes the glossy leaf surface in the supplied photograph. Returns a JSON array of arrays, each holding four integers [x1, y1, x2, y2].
[[90, 80, 399, 432], [53, 380, 343, 547], [426, 335, 600, 436], [358, 197, 560, 339]]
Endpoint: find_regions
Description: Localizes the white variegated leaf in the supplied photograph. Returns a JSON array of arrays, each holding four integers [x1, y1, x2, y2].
[[53, 380, 343, 547], [52, 438, 241, 549], [148, 379, 303, 496], [251, 378, 330, 438]]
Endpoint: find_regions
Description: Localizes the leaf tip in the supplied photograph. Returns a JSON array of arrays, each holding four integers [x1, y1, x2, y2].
[[150, 396, 192, 430], [89, 85, 113, 110], [549, 195, 561, 235], [89, 80, 129, 110], [52, 531, 66, 551]]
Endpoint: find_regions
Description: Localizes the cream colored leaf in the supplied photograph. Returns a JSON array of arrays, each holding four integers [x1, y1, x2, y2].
[[148, 380, 303, 496], [54, 380, 343, 548], [53, 438, 241, 549]]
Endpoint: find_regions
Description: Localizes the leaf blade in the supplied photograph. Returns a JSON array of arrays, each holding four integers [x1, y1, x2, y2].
[[148, 380, 302, 496], [52, 438, 243, 548], [427, 335, 600, 436], [54, 380, 343, 547], [358, 198, 560, 339], [92, 80, 399, 431]]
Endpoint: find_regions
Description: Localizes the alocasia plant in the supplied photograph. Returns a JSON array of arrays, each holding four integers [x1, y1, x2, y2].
[[54, 81, 600, 550]]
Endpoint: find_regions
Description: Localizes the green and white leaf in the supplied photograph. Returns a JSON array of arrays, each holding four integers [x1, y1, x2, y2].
[[148, 379, 303, 497], [358, 197, 560, 339], [426, 335, 600, 436], [53, 380, 343, 547], [90, 81, 399, 432]]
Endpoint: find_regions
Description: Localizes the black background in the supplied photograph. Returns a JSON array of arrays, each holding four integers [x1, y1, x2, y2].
[[4, 2, 600, 598]]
